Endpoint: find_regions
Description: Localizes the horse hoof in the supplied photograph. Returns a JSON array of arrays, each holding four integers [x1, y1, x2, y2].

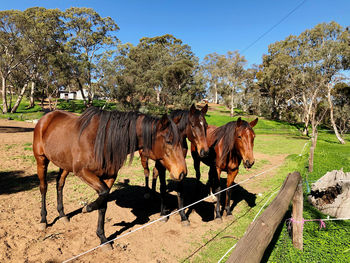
[[82, 205, 88, 213], [39, 222, 47, 231], [160, 216, 169, 223], [226, 214, 234, 220], [215, 217, 223, 223], [101, 243, 113, 251], [144, 193, 151, 199], [60, 216, 70, 223], [181, 220, 190, 227]]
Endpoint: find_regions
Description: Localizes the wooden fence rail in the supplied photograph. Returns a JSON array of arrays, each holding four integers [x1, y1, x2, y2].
[[227, 171, 302, 263]]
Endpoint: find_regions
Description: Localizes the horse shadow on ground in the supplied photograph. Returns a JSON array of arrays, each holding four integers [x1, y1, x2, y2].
[[0, 170, 58, 195], [103, 177, 256, 240], [0, 126, 34, 133]]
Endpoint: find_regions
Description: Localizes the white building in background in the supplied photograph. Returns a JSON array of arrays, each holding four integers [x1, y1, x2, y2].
[[59, 89, 89, 100]]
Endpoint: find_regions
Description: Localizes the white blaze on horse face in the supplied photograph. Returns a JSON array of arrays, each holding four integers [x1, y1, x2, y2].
[[200, 121, 204, 127]]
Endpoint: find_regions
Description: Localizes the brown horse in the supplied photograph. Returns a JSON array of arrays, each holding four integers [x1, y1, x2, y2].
[[33, 107, 187, 246], [191, 117, 258, 220], [139, 104, 209, 223]]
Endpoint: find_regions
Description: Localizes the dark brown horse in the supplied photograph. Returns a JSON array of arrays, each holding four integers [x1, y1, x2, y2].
[[191, 117, 258, 220], [33, 107, 187, 247], [139, 104, 209, 223]]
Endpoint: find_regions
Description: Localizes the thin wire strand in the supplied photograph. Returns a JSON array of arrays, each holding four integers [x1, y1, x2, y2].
[[241, 0, 308, 54], [218, 189, 280, 263], [62, 164, 282, 263]]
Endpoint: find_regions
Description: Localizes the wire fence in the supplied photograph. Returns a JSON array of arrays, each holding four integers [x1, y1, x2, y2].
[[62, 165, 282, 263]]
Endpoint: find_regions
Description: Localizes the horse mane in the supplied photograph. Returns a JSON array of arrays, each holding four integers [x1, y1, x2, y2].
[[77, 107, 140, 173], [77, 107, 180, 173], [170, 110, 189, 133], [141, 113, 181, 153], [213, 120, 251, 166]]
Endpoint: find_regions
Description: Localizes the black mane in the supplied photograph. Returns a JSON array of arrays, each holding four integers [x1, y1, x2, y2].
[[77, 107, 139, 173], [213, 120, 251, 166], [77, 107, 180, 173], [170, 110, 189, 134]]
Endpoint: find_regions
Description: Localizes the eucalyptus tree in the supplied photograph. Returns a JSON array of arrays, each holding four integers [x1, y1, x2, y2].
[[243, 65, 263, 116], [17, 7, 66, 110], [0, 10, 25, 113], [112, 34, 199, 111], [64, 7, 119, 106], [332, 83, 350, 136], [201, 53, 221, 103], [222, 51, 247, 116]]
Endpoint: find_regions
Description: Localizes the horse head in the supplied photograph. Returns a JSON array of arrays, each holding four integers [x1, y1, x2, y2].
[[187, 104, 209, 158], [154, 114, 187, 181], [235, 117, 258, 169]]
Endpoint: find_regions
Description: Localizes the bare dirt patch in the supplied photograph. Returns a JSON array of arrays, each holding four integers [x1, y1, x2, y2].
[[0, 118, 286, 262]]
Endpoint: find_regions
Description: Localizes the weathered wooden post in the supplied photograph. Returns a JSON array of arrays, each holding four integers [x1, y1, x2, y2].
[[292, 178, 303, 250], [227, 171, 301, 263]]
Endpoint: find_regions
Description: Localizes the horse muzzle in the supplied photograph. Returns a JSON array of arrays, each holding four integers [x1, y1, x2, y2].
[[170, 171, 187, 181], [243, 160, 254, 169], [199, 148, 209, 158]]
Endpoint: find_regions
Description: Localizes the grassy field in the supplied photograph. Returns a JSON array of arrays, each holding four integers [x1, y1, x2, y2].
[[191, 108, 350, 263], [1, 99, 349, 262]]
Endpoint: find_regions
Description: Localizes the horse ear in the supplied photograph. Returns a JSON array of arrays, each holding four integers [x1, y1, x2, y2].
[[158, 114, 170, 130], [190, 104, 196, 115], [201, 104, 208, 115], [236, 117, 242, 127], [173, 114, 182, 125], [250, 118, 258, 128]]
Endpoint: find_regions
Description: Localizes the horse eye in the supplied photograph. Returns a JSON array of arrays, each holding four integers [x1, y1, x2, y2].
[[238, 136, 242, 139]]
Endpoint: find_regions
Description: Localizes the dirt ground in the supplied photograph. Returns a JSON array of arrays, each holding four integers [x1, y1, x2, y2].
[[0, 118, 286, 263]]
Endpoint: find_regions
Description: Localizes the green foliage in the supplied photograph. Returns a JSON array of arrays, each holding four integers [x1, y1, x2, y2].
[[109, 34, 202, 110], [267, 132, 350, 263], [56, 99, 119, 113]]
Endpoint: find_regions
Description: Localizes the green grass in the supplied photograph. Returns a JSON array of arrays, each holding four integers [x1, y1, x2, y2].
[[2, 99, 349, 262], [266, 133, 350, 263], [186, 111, 350, 263]]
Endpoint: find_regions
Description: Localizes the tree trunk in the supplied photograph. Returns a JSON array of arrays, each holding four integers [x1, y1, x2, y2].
[[327, 84, 345, 144], [230, 87, 234, 117], [309, 113, 319, 173], [29, 81, 35, 108], [214, 83, 218, 104], [302, 94, 310, 136], [76, 78, 87, 103], [11, 83, 28, 113], [1, 76, 8, 113]]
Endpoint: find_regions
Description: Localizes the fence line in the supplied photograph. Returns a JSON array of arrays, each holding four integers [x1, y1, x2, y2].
[[217, 189, 279, 263], [62, 164, 282, 263]]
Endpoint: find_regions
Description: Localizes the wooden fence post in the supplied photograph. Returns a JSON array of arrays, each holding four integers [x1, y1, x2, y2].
[[292, 178, 303, 250], [227, 171, 302, 263]]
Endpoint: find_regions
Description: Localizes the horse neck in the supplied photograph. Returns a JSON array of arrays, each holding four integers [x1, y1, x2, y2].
[[136, 114, 156, 153]]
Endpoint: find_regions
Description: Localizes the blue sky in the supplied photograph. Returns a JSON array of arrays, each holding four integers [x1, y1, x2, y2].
[[2, 0, 349, 67]]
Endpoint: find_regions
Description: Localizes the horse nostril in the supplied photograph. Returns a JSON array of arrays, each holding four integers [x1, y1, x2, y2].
[[200, 148, 209, 157], [245, 160, 251, 168], [179, 172, 185, 181]]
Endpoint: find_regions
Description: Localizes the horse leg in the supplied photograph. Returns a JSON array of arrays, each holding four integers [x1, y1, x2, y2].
[[209, 165, 222, 221], [79, 168, 114, 247], [156, 161, 168, 221], [225, 169, 238, 217], [191, 146, 201, 194], [56, 168, 69, 222], [36, 155, 50, 230], [177, 180, 189, 225], [140, 152, 151, 199], [151, 166, 158, 193]]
